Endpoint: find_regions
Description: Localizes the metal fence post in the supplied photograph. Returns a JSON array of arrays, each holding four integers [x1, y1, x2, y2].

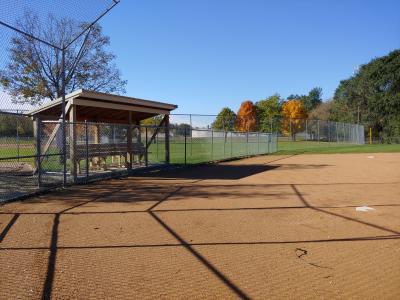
[[230, 132, 233, 158], [317, 120, 320, 142], [85, 121, 89, 180], [336, 122, 338, 142], [190, 114, 193, 156], [16, 112, 20, 162], [246, 132, 249, 155], [305, 119, 308, 142], [349, 124, 352, 143], [270, 118, 273, 133], [184, 127, 187, 165], [36, 118, 42, 188], [211, 130, 214, 160], [257, 132, 260, 154], [61, 48, 67, 187], [343, 123, 345, 142], [165, 116, 170, 164], [223, 131, 226, 158], [328, 121, 330, 143]]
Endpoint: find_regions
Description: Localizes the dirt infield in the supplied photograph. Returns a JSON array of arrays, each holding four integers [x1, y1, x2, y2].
[[0, 153, 399, 299]]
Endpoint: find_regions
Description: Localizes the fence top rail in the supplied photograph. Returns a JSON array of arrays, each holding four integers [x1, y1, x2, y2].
[[38, 121, 276, 135], [272, 117, 363, 126], [192, 128, 273, 135]]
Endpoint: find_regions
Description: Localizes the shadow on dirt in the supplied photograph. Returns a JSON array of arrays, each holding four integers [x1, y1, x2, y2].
[[141, 163, 331, 180]]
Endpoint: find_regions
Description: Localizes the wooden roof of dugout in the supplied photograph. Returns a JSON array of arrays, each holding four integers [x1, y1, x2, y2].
[[28, 89, 177, 123]]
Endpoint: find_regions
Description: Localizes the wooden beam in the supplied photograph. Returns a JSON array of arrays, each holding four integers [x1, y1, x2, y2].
[[33, 101, 72, 172], [145, 115, 167, 150], [72, 98, 170, 115], [79, 90, 177, 110]]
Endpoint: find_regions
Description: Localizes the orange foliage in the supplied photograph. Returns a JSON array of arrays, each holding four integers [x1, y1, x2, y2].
[[281, 100, 307, 138], [236, 101, 257, 132]]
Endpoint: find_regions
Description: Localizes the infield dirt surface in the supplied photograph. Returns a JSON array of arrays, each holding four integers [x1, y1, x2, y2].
[[1, 153, 399, 299]]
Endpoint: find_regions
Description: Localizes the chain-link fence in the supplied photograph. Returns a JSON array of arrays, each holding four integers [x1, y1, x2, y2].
[[0, 117, 277, 202], [169, 128, 277, 164], [0, 0, 121, 195], [272, 118, 365, 143], [0, 111, 38, 199], [171, 114, 365, 145]]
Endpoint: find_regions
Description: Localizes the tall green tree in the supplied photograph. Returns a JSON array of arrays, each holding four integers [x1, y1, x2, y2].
[[212, 107, 237, 131], [303, 87, 323, 112], [332, 49, 400, 141], [255, 94, 282, 132], [288, 88, 322, 113], [0, 12, 127, 106], [0, 114, 33, 136]]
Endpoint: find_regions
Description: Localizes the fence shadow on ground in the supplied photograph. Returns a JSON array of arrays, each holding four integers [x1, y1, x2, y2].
[[141, 163, 331, 180], [142, 164, 280, 180]]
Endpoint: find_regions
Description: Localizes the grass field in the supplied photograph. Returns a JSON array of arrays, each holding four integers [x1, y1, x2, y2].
[[276, 141, 400, 155], [0, 138, 277, 168], [1, 139, 400, 170]]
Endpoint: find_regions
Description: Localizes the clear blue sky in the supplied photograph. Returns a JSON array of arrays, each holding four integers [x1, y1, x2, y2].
[[100, 0, 400, 114]]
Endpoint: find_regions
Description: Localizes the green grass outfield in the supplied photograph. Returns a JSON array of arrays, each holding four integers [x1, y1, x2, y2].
[[0, 139, 275, 169], [276, 141, 400, 155], [150, 138, 276, 164], [1, 140, 399, 170]]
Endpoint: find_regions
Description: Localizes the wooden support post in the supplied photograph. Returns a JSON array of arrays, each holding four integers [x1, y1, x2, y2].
[[126, 112, 133, 170], [165, 115, 170, 163], [69, 105, 77, 183], [32, 101, 71, 173], [136, 120, 142, 165], [145, 127, 148, 166], [146, 115, 167, 149]]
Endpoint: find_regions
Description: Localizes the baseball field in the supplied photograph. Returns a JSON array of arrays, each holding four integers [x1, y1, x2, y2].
[[0, 152, 399, 299]]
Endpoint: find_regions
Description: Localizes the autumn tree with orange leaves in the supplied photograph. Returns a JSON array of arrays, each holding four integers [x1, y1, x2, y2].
[[236, 101, 257, 132], [281, 99, 307, 140]]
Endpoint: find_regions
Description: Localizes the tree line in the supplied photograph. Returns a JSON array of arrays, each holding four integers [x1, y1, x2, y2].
[[211, 87, 322, 133], [0, 113, 33, 137], [212, 49, 400, 142]]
